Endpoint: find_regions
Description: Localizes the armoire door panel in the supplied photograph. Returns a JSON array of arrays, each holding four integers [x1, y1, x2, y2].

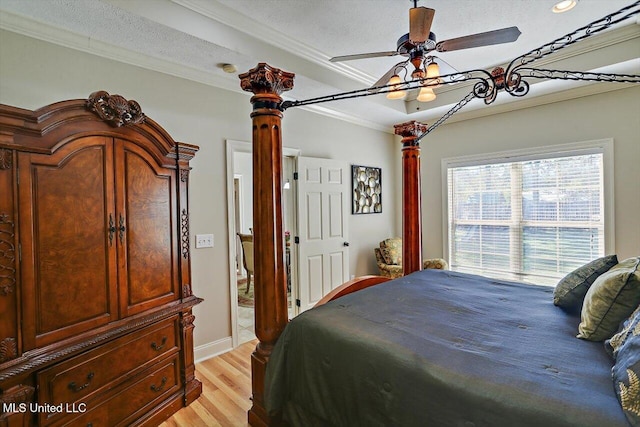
[[115, 140, 178, 316], [18, 137, 118, 349]]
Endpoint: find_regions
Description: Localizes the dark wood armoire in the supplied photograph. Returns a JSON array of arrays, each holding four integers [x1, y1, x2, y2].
[[0, 91, 202, 427]]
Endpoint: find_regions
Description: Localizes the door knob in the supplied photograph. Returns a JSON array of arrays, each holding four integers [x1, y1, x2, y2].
[[343, 242, 350, 247]]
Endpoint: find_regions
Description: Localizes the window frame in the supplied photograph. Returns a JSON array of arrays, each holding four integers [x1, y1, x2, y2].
[[441, 139, 615, 283]]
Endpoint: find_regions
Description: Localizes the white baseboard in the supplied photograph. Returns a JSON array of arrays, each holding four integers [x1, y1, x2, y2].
[[194, 336, 233, 364]]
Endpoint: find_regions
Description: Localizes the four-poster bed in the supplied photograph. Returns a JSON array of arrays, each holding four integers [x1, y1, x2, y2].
[[240, 3, 640, 426]]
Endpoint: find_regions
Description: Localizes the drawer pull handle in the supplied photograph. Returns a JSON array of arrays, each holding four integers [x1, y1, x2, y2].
[[68, 372, 94, 392], [150, 376, 167, 393], [151, 336, 168, 352]]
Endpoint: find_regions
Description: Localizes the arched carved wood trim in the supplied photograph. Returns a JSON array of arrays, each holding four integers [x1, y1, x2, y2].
[[0, 94, 188, 162]]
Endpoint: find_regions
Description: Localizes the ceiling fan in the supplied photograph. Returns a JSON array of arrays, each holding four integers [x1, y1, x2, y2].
[[329, 1, 522, 100]]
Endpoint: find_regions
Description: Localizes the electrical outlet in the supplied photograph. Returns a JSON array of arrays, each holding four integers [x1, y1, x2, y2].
[[195, 234, 214, 248]]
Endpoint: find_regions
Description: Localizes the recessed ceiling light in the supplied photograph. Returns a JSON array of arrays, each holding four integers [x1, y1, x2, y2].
[[552, 0, 578, 13]]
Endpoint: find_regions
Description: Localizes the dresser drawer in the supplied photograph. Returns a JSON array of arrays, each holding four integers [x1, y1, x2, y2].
[[37, 317, 179, 425], [58, 356, 181, 427]]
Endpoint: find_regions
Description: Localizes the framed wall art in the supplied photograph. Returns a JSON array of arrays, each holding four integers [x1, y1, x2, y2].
[[352, 165, 382, 214]]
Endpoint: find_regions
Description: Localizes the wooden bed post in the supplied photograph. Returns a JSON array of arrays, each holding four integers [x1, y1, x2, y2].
[[394, 121, 427, 276], [239, 63, 294, 427]]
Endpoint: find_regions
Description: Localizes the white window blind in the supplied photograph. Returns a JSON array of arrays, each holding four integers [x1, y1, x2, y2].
[[446, 147, 608, 286]]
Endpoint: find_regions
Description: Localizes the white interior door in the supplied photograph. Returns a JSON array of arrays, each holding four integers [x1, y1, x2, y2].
[[296, 157, 350, 312]]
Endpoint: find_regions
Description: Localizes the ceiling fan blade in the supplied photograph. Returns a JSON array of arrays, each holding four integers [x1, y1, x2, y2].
[[329, 51, 399, 62], [436, 26, 522, 52], [369, 60, 409, 92], [409, 7, 435, 44]]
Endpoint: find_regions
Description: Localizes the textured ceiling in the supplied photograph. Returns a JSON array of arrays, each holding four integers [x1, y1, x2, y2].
[[0, 0, 638, 131], [216, 0, 635, 80]]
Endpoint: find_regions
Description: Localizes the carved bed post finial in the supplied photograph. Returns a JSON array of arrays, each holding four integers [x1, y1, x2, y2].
[[86, 91, 145, 127], [394, 121, 428, 276], [239, 63, 294, 427], [239, 62, 295, 98]]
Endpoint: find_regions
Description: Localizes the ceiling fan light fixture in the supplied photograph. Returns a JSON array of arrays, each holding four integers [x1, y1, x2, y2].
[[417, 87, 436, 103], [386, 74, 407, 100], [426, 62, 440, 78], [552, 0, 578, 13], [426, 61, 442, 88]]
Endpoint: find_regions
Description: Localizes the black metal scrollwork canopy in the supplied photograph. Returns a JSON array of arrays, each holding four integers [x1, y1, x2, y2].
[[280, 1, 640, 139]]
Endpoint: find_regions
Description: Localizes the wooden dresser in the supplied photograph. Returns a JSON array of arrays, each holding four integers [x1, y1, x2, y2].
[[0, 92, 202, 427]]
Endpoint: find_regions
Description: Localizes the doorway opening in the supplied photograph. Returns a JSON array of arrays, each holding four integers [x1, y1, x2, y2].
[[226, 140, 300, 348]]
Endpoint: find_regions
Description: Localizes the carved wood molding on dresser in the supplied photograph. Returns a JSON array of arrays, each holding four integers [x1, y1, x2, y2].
[[86, 90, 145, 127], [0, 213, 16, 297], [0, 92, 202, 427], [0, 149, 11, 169]]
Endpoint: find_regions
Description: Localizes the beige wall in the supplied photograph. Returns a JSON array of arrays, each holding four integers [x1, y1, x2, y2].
[[420, 86, 640, 261], [4, 29, 638, 355], [0, 30, 398, 352]]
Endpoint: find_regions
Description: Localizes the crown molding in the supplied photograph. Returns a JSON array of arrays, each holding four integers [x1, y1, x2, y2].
[[1, 8, 636, 136], [0, 8, 391, 133], [291, 102, 391, 133], [172, 0, 378, 86], [0, 10, 243, 95]]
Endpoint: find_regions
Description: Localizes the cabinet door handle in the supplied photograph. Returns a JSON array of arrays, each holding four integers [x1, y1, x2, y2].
[[118, 213, 126, 244], [151, 336, 168, 352], [68, 371, 94, 392], [108, 214, 116, 246], [150, 376, 167, 393]]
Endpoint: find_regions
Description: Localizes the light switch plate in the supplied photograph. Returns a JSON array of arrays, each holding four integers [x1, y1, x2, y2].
[[195, 234, 214, 248]]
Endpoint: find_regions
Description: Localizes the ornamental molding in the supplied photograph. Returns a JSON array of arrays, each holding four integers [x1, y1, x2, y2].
[[86, 90, 145, 127], [239, 63, 295, 96], [0, 149, 12, 170], [0, 337, 17, 363], [181, 209, 190, 259], [394, 121, 428, 138], [0, 213, 16, 296]]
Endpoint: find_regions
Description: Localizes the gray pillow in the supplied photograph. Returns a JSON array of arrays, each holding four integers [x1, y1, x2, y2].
[[605, 304, 640, 358], [577, 257, 640, 341], [607, 305, 640, 425], [553, 255, 618, 312]]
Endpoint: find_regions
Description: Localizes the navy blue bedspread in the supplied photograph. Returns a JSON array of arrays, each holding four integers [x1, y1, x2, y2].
[[265, 269, 627, 426]]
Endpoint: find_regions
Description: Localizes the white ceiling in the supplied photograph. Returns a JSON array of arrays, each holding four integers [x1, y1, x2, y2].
[[1, 0, 638, 132]]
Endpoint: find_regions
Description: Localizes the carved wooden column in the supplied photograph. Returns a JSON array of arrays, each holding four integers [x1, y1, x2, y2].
[[174, 142, 202, 406], [239, 63, 294, 427], [394, 121, 427, 276]]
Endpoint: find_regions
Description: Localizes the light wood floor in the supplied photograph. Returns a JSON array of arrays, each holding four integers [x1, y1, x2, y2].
[[159, 339, 256, 427]]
